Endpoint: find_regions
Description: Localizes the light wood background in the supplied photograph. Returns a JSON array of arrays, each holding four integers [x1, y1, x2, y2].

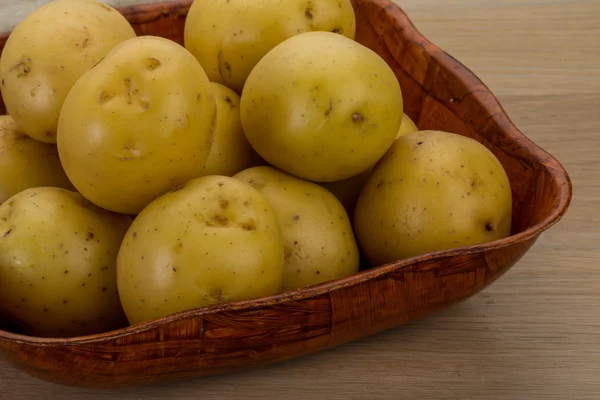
[[1, 0, 599, 399]]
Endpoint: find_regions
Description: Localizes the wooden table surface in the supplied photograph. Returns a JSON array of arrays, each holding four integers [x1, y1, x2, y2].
[[1, 0, 599, 399]]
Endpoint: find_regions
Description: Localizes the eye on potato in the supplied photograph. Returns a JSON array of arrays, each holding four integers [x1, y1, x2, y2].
[[116, 175, 284, 325], [57, 35, 217, 215], [184, 0, 356, 93], [0, 0, 136, 143], [201, 83, 262, 177], [234, 166, 360, 291], [0, 187, 132, 338], [240, 31, 404, 183], [354, 130, 513, 266], [0, 115, 73, 204]]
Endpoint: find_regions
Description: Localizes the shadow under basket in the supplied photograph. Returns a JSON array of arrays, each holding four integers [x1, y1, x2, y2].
[[0, 0, 572, 389]]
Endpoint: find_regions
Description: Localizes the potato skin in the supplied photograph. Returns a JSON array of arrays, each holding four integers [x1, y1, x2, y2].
[[201, 83, 261, 177], [397, 113, 419, 137], [57, 36, 217, 215], [117, 175, 284, 325], [0, 0, 136, 143], [184, 0, 356, 93], [241, 31, 403, 183], [320, 112, 419, 215], [0, 187, 132, 338], [234, 166, 359, 291], [354, 130, 513, 266], [0, 115, 73, 204]]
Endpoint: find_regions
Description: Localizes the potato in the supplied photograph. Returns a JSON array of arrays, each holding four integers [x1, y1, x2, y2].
[[241, 31, 403, 183], [201, 83, 261, 177], [397, 113, 419, 137], [117, 175, 284, 325], [354, 130, 513, 266], [184, 0, 356, 93], [234, 166, 359, 291], [57, 36, 217, 215], [0, 0, 136, 143], [0, 187, 132, 337], [319, 113, 419, 215], [0, 115, 73, 204]]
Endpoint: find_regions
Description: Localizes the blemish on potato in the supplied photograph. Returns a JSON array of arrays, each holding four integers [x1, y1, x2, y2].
[[172, 243, 183, 254], [485, 222, 494, 232], [9, 56, 32, 78], [219, 198, 229, 209], [99, 91, 114, 104], [146, 57, 161, 70], [304, 3, 314, 20], [352, 112, 365, 124]]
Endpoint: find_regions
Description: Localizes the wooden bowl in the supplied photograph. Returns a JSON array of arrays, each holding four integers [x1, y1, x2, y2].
[[0, 0, 572, 389]]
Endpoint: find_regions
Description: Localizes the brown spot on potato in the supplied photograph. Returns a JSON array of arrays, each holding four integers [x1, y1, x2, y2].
[[212, 288, 225, 301], [10, 57, 32, 78], [240, 219, 257, 231], [352, 112, 365, 124], [99, 91, 114, 104], [305, 2, 314, 19], [485, 222, 494, 232], [3, 228, 12, 237], [325, 99, 333, 117], [293, 215, 300, 221], [219, 198, 229, 209], [332, 28, 342, 34], [86, 232, 94, 241]]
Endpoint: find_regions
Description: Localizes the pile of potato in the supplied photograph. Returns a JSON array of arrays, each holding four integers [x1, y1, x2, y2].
[[0, 0, 513, 337]]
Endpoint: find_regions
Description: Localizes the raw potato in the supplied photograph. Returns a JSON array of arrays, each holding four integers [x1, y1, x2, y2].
[[201, 83, 261, 176], [57, 36, 217, 215], [0, 187, 132, 338], [117, 175, 284, 325], [241, 31, 403, 182], [184, 0, 356, 93], [354, 130, 513, 266], [0, 0, 136, 143], [0, 115, 73, 204], [234, 166, 359, 291], [320, 113, 419, 215], [397, 113, 419, 137]]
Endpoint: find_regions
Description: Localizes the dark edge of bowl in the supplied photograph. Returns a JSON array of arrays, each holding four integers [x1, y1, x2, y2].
[[0, 0, 573, 346]]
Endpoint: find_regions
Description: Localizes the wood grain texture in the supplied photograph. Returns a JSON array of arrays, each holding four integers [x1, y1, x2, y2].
[[1, 0, 597, 398]]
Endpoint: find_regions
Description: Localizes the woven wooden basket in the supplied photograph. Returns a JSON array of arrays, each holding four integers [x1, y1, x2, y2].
[[0, 0, 572, 389]]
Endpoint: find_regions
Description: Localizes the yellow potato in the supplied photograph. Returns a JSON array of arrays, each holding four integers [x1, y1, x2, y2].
[[397, 113, 419, 137], [184, 0, 356, 93], [241, 31, 403, 182], [117, 175, 284, 325], [0, 0, 136, 143], [0, 115, 73, 204], [234, 166, 359, 290], [201, 83, 261, 176], [0, 187, 132, 337], [319, 113, 419, 215], [354, 130, 513, 266], [57, 36, 216, 215]]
